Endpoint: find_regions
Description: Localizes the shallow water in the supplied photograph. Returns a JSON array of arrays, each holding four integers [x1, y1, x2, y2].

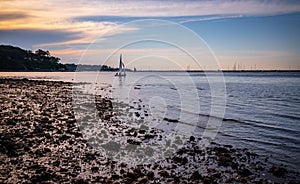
[[1, 71, 300, 170]]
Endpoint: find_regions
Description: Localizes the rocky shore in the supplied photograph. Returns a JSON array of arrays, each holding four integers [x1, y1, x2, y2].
[[0, 78, 299, 183]]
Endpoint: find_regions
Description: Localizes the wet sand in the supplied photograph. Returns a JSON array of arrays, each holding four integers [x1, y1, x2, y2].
[[0, 78, 299, 183]]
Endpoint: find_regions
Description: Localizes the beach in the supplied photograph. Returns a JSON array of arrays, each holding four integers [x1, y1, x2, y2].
[[0, 78, 299, 183]]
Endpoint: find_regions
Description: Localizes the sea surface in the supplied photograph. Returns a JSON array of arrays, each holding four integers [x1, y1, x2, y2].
[[1, 71, 300, 171]]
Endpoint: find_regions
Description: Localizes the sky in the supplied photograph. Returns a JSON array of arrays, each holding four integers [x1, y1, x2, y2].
[[1, 0, 300, 70]]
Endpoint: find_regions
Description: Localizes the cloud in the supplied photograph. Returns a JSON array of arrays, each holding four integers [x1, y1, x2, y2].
[[0, 12, 31, 21], [2, 1, 300, 32], [73, 14, 245, 25], [1, 0, 300, 63], [2, 1, 300, 29], [0, 29, 81, 49], [36, 0, 300, 17]]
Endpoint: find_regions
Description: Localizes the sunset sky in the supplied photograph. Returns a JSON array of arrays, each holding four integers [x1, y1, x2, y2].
[[1, 0, 300, 70]]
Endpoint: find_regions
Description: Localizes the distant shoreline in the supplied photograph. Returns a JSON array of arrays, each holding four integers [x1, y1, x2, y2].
[[136, 70, 300, 72], [1, 70, 300, 72]]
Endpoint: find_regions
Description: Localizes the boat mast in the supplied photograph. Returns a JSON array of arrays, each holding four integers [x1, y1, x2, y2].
[[116, 54, 126, 76], [119, 54, 123, 72]]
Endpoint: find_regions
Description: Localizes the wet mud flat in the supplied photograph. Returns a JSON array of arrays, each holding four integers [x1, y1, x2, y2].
[[0, 78, 299, 183]]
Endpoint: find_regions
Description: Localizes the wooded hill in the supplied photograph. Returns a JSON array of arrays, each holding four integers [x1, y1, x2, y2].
[[0, 45, 65, 71]]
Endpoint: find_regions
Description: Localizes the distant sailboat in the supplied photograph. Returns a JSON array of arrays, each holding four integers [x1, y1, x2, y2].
[[115, 54, 126, 76]]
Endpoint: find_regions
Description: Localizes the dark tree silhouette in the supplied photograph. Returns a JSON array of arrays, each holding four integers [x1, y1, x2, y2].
[[35, 49, 50, 57], [0, 45, 65, 71]]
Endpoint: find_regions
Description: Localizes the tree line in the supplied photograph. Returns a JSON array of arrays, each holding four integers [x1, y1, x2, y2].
[[0, 45, 65, 71], [0, 45, 120, 72]]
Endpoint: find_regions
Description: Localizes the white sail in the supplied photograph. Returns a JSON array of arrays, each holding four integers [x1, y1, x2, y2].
[[115, 54, 126, 76]]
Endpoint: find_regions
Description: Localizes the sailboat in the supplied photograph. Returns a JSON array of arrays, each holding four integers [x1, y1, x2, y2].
[[115, 54, 126, 76]]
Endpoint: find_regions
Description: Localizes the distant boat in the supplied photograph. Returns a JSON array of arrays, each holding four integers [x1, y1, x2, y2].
[[115, 54, 126, 77]]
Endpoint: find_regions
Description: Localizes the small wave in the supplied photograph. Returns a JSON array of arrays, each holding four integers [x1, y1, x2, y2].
[[194, 125, 299, 149], [238, 137, 298, 147], [245, 119, 300, 134], [273, 113, 300, 121], [173, 106, 300, 135]]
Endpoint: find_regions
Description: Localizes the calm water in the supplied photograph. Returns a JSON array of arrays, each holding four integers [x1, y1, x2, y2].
[[1, 71, 300, 170]]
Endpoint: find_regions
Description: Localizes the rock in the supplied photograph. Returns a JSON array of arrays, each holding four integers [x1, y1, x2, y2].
[[10, 159, 18, 165], [74, 165, 81, 171], [147, 171, 154, 179], [135, 112, 140, 117], [68, 139, 74, 145], [67, 118, 76, 124], [34, 124, 44, 134], [202, 176, 215, 184], [189, 136, 195, 142], [59, 135, 71, 141], [138, 177, 148, 183], [86, 152, 96, 160], [73, 132, 82, 138], [163, 117, 179, 123], [7, 119, 17, 125], [172, 156, 188, 165], [44, 147, 51, 153], [269, 166, 287, 177], [111, 174, 119, 180], [70, 172, 79, 178], [91, 166, 99, 172], [40, 116, 49, 123], [74, 178, 89, 184], [126, 172, 136, 180], [34, 149, 44, 157], [152, 164, 159, 170], [53, 160, 60, 167], [133, 131, 137, 137], [237, 167, 252, 177], [60, 168, 68, 173], [144, 134, 155, 140], [190, 171, 203, 180], [158, 170, 170, 177], [127, 139, 141, 145], [120, 169, 126, 174], [0, 136, 19, 157], [174, 176, 180, 183], [56, 129, 63, 134], [224, 144, 233, 148], [138, 129, 146, 134], [31, 171, 53, 183], [120, 163, 127, 167]]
